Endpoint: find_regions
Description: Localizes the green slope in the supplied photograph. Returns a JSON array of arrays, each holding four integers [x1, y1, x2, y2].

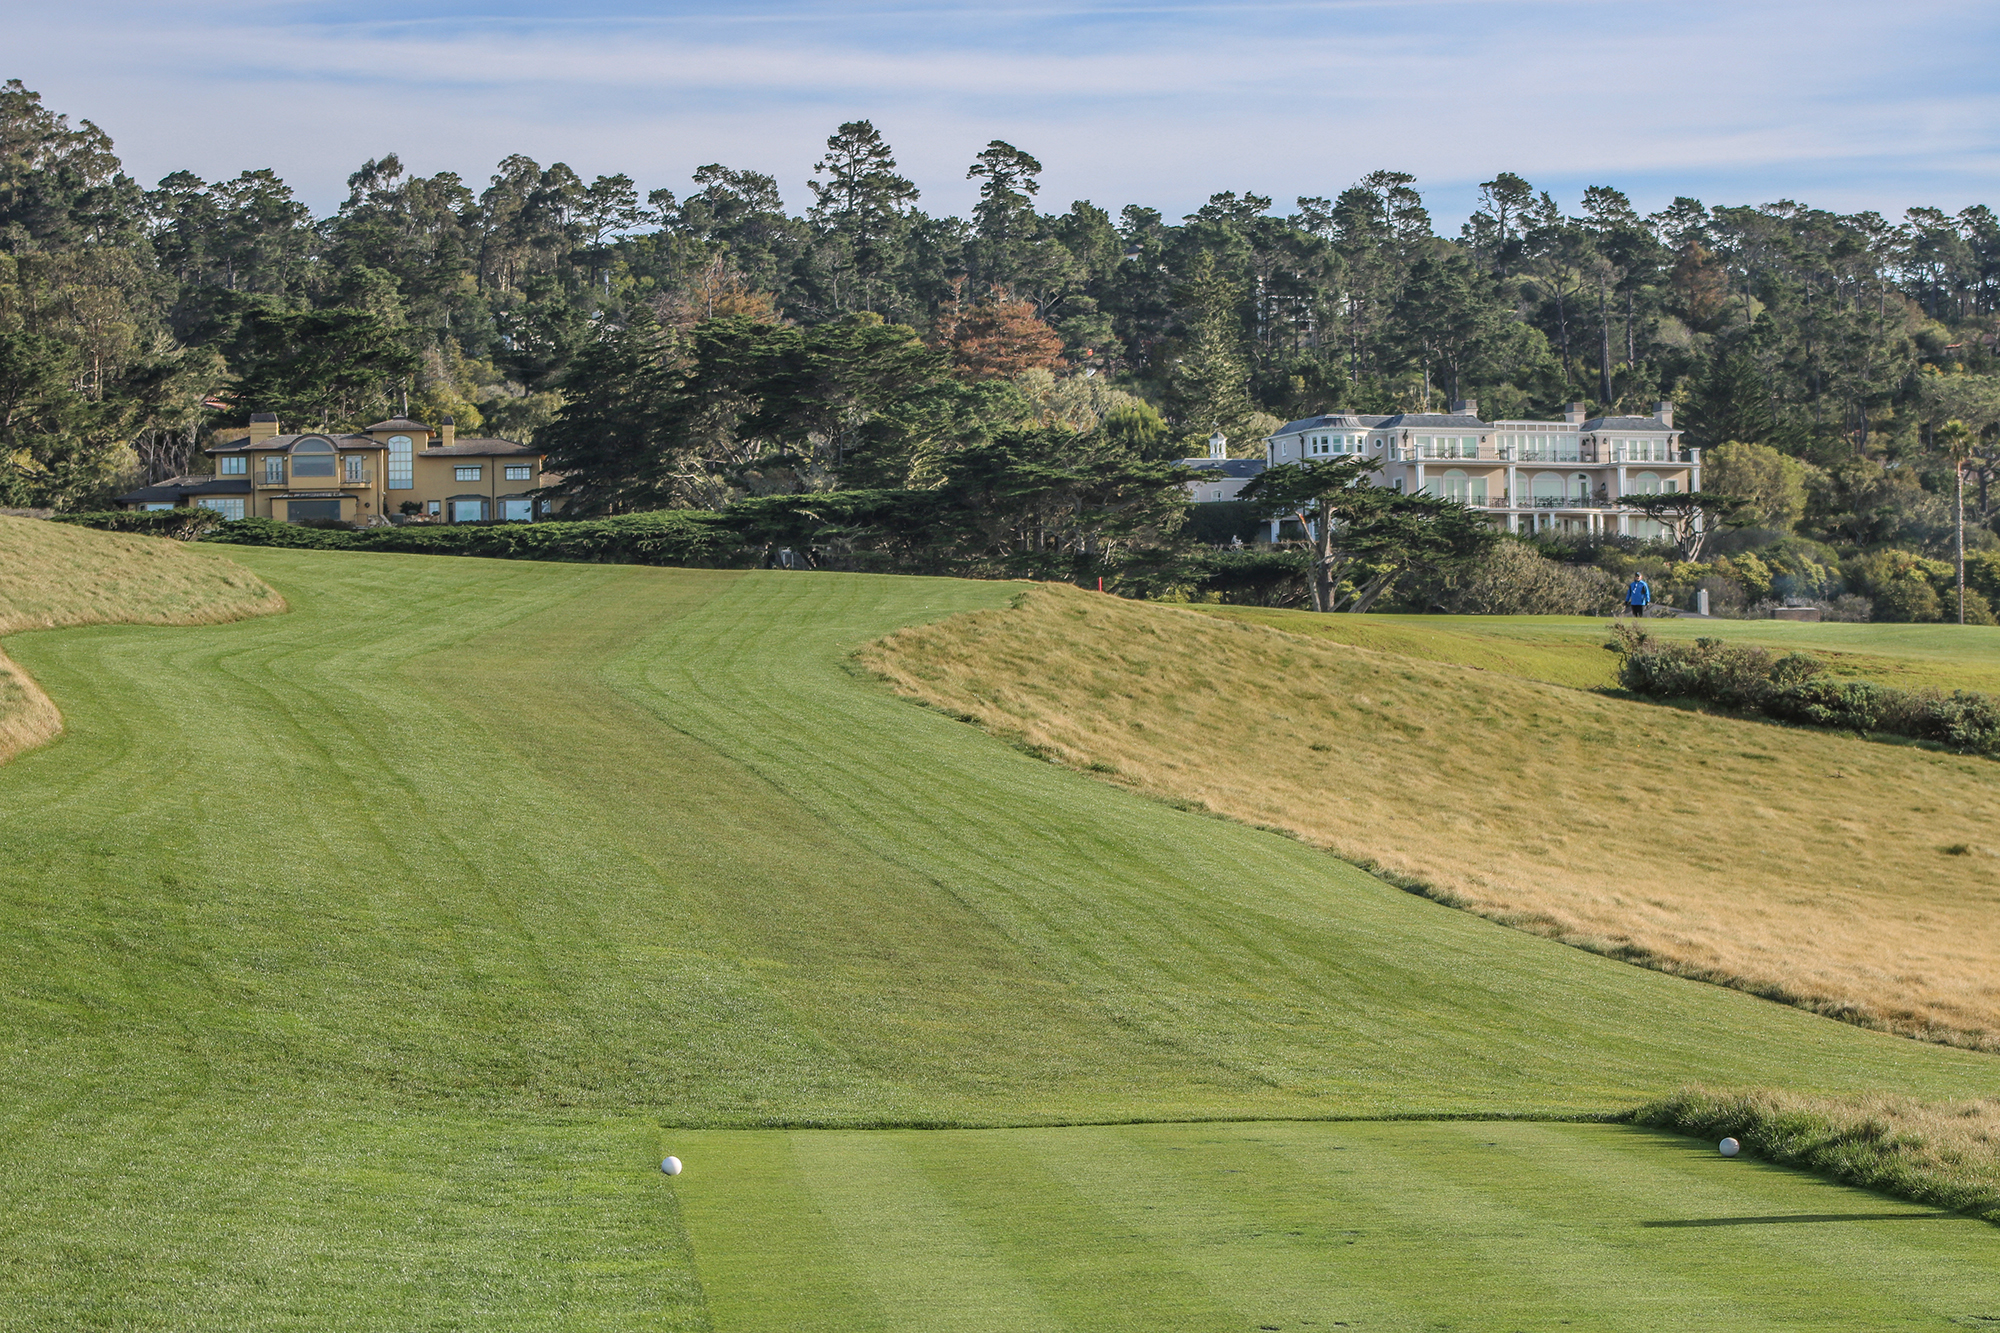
[[3, 551, 1997, 1328]]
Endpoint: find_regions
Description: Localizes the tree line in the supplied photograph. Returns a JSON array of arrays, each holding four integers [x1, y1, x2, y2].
[[6, 78, 2000, 616]]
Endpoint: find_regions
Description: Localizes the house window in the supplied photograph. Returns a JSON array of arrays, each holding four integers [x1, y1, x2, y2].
[[142, 502, 174, 511], [198, 497, 246, 520], [387, 436, 413, 489], [1438, 469, 1488, 505], [292, 437, 336, 477], [455, 465, 482, 482], [505, 464, 532, 481], [425, 500, 440, 515], [344, 456, 366, 483], [263, 457, 285, 484], [451, 498, 486, 523], [502, 498, 533, 522], [219, 455, 247, 476], [1634, 471, 1662, 495]]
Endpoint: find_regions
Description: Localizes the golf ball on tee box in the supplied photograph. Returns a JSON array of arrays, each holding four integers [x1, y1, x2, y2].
[[1718, 1137, 1740, 1157], [661, 1155, 683, 1176]]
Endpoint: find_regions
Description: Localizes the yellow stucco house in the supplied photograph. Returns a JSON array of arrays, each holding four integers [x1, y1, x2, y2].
[[118, 414, 552, 524]]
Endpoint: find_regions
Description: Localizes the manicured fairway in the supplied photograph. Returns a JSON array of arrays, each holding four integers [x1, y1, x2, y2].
[[3, 548, 1998, 1327], [675, 1120, 2000, 1332]]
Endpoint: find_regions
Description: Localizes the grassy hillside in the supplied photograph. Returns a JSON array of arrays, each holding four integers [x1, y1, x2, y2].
[[0, 515, 282, 761], [1190, 605, 2000, 696], [866, 585, 2000, 1048], [6, 552, 2000, 1328]]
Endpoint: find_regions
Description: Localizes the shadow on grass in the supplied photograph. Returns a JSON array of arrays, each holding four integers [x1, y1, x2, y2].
[[1642, 1212, 1962, 1227]]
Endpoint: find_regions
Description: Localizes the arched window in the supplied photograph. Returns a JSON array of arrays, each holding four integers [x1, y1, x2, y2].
[[1570, 471, 1591, 501], [1532, 472, 1563, 505], [1634, 470, 1661, 495], [387, 435, 414, 489], [291, 437, 336, 478]]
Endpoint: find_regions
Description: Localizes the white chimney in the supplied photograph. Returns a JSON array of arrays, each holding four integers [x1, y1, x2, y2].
[[1655, 400, 1674, 429], [1565, 402, 1587, 425], [1208, 430, 1227, 460]]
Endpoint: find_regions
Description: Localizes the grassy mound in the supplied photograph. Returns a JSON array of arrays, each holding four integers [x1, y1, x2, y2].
[[0, 515, 282, 761], [865, 584, 2000, 1048], [7, 551, 2000, 1326]]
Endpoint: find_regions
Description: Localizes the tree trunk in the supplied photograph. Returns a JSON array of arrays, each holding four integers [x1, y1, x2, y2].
[[1598, 278, 1613, 405], [1958, 459, 1967, 625]]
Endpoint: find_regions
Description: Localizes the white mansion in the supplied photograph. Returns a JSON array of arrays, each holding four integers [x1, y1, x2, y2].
[[1178, 400, 1698, 540]]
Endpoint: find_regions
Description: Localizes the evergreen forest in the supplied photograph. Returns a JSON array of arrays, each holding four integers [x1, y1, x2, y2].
[[7, 77, 2000, 618]]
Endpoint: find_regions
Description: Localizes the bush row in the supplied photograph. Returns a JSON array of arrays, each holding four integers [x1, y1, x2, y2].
[[198, 514, 751, 567], [49, 509, 228, 540], [1613, 627, 2000, 757]]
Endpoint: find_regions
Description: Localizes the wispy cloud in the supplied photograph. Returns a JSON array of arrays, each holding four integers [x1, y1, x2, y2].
[[11, 0, 2000, 223]]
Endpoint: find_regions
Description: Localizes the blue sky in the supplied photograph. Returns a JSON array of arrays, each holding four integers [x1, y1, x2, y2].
[[12, 0, 2000, 229]]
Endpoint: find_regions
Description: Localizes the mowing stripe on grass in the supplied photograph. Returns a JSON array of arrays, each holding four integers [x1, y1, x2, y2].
[[672, 1121, 2000, 1333]]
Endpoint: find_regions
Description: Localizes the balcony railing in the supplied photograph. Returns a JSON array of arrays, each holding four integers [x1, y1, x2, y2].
[[1386, 444, 1695, 465], [1429, 492, 1647, 510]]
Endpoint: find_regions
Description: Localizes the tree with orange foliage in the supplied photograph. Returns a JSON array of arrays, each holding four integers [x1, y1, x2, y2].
[[935, 283, 1064, 380]]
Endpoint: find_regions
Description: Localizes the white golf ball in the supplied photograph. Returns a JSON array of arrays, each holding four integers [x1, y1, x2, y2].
[[661, 1155, 683, 1176], [1718, 1137, 1740, 1158]]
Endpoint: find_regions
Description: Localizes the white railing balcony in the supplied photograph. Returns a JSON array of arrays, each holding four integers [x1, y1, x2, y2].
[[1389, 445, 1487, 462]]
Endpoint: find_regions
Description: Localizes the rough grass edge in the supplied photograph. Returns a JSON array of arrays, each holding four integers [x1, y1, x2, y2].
[[1625, 1086, 2000, 1223], [853, 594, 2000, 1057], [0, 645, 61, 764]]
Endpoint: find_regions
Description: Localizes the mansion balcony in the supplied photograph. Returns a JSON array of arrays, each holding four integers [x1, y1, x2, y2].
[[1386, 442, 1695, 465]]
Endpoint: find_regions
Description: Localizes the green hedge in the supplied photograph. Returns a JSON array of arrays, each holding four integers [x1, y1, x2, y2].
[[49, 509, 228, 540], [201, 513, 751, 568], [1614, 627, 2000, 757]]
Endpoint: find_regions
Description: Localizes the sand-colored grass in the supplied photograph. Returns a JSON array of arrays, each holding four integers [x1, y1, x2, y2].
[[0, 515, 283, 761], [864, 584, 2000, 1048]]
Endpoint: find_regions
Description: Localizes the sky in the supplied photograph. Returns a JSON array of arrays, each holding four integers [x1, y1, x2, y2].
[[9, 0, 2000, 230]]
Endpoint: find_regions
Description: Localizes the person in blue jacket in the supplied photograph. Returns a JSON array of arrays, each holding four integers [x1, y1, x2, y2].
[[1624, 573, 1652, 618]]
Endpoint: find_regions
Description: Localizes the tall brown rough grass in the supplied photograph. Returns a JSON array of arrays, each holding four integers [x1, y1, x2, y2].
[[0, 516, 284, 762], [862, 584, 2000, 1049]]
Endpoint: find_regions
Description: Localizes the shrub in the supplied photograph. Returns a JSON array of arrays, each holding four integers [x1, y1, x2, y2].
[[1431, 539, 1616, 615], [1612, 627, 2000, 757], [203, 511, 752, 568], [48, 508, 227, 541], [1874, 577, 1942, 622]]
